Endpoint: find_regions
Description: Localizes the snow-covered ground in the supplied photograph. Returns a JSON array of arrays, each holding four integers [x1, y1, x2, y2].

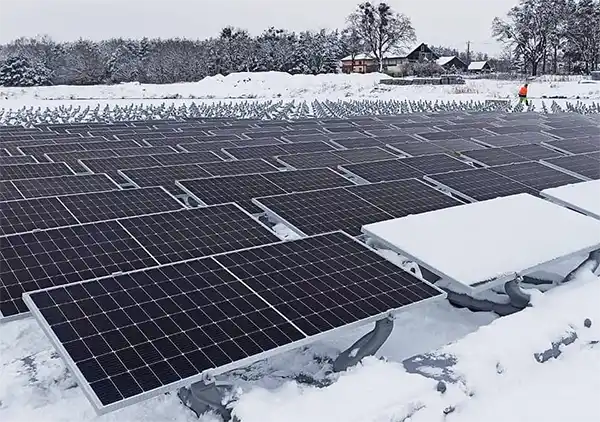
[[0, 72, 598, 108]]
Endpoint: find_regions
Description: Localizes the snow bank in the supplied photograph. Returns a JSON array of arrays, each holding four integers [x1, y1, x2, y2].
[[0, 72, 598, 107], [0, 72, 390, 102], [233, 270, 600, 422]]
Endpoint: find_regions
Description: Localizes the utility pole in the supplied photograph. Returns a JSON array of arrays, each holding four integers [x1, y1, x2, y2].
[[466, 41, 471, 63]]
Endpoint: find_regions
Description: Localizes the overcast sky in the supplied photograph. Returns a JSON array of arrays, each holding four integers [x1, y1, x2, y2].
[[0, 0, 517, 54]]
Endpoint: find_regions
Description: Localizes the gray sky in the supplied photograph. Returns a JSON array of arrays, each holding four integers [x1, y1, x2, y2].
[[0, 0, 516, 55]]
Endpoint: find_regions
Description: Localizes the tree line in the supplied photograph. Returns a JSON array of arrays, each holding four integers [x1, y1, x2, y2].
[[0, 1, 480, 87], [493, 0, 600, 75]]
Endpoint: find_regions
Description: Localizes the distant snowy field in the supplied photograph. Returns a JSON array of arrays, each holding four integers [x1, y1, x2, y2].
[[0, 72, 598, 109]]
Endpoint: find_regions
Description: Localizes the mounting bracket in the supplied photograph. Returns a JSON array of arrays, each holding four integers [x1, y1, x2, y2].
[[504, 275, 530, 308], [333, 315, 395, 372], [178, 375, 236, 421], [180, 316, 395, 419]]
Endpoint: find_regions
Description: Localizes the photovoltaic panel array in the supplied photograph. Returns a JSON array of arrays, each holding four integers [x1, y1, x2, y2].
[[25, 231, 442, 412], [424, 168, 539, 202], [197, 158, 279, 176], [0, 155, 38, 165], [488, 161, 584, 191], [151, 151, 222, 166], [79, 155, 162, 183], [118, 204, 280, 264], [56, 187, 184, 223], [345, 179, 462, 218], [0, 201, 280, 318], [20, 140, 141, 158], [276, 147, 397, 169], [1, 197, 80, 236], [222, 141, 334, 164], [0, 221, 158, 318], [177, 168, 354, 213], [9, 174, 120, 199], [254, 179, 462, 236], [255, 187, 392, 236], [339, 154, 472, 183], [542, 154, 600, 180], [119, 164, 211, 194], [461, 143, 565, 166], [1, 162, 75, 181], [544, 138, 600, 155]]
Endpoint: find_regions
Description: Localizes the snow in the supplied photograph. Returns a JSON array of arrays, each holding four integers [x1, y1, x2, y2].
[[542, 180, 600, 220], [362, 193, 600, 288], [0, 72, 598, 111], [232, 269, 600, 422], [468, 61, 489, 71], [436, 56, 458, 66]]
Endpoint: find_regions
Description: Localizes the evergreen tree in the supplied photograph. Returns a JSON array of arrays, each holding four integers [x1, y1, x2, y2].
[[0, 56, 50, 86]]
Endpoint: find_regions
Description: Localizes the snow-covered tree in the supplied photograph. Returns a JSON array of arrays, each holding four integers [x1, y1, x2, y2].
[[0, 56, 51, 86], [347, 2, 416, 72]]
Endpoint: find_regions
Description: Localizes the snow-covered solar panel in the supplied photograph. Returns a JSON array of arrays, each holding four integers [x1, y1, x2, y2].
[[362, 193, 600, 291], [542, 180, 600, 220]]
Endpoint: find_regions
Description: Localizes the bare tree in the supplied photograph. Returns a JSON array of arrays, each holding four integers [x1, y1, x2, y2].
[[347, 2, 416, 72]]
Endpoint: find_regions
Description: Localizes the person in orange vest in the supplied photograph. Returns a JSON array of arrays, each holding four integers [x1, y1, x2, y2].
[[518, 83, 529, 105]]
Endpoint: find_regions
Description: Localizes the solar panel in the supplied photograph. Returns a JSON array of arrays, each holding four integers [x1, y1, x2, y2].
[[19, 140, 141, 158], [262, 168, 354, 192], [489, 162, 583, 191], [150, 151, 222, 166], [10, 174, 120, 199], [222, 144, 288, 161], [502, 144, 564, 161], [460, 148, 527, 166], [332, 147, 398, 163], [346, 179, 463, 218], [24, 230, 441, 412], [387, 141, 448, 157], [546, 126, 600, 139], [0, 181, 25, 201], [57, 187, 184, 223], [277, 147, 396, 169], [254, 187, 392, 236], [281, 133, 330, 143], [399, 153, 473, 174], [47, 149, 124, 172], [513, 132, 555, 143], [543, 154, 600, 180], [0, 196, 80, 236], [177, 140, 237, 153], [474, 134, 527, 147], [110, 146, 176, 157], [79, 155, 162, 183], [329, 137, 384, 149], [339, 159, 424, 183], [198, 158, 279, 176], [177, 173, 285, 213], [118, 204, 280, 264], [544, 139, 600, 155], [118, 164, 211, 194], [487, 125, 544, 135], [416, 131, 461, 141], [431, 139, 486, 152], [277, 151, 349, 169], [0, 155, 38, 164], [1, 162, 75, 181], [425, 168, 538, 202], [0, 221, 157, 318], [215, 231, 443, 337]]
